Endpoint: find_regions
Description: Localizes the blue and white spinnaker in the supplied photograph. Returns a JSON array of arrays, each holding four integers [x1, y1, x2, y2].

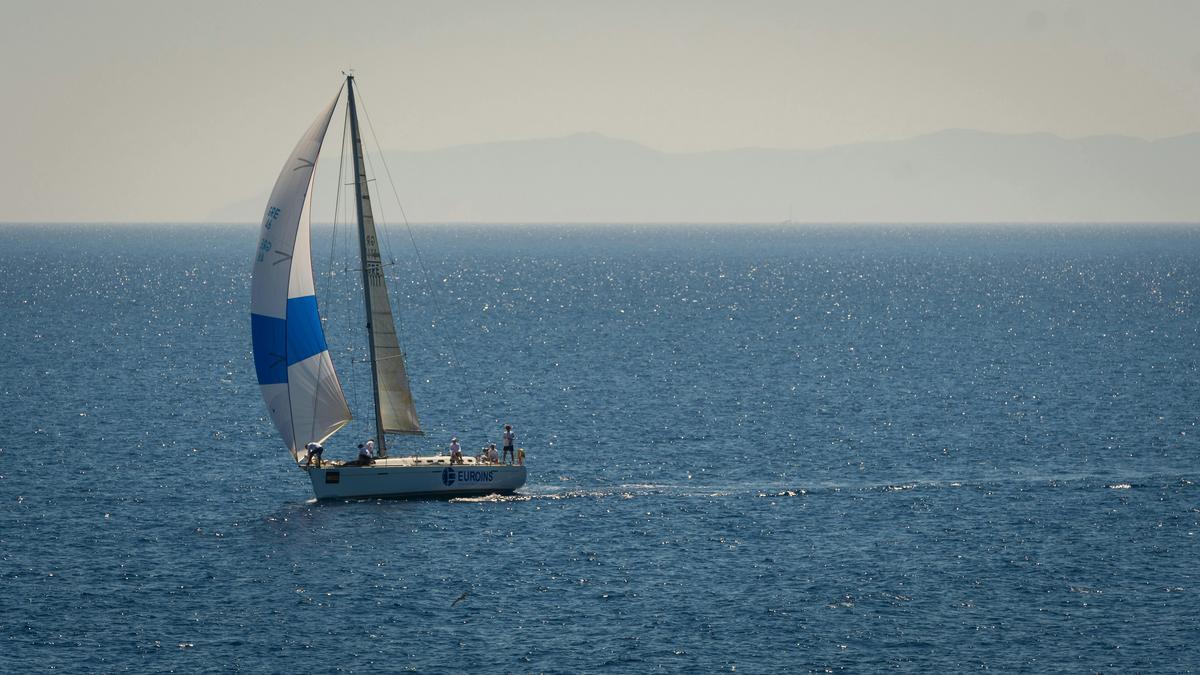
[[250, 90, 351, 460]]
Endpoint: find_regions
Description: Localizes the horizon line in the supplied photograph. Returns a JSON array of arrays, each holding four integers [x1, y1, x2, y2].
[[373, 127, 1200, 156], [4, 220, 1200, 228]]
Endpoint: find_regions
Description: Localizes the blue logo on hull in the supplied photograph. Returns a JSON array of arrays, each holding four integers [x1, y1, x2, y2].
[[441, 467, 498, 487]]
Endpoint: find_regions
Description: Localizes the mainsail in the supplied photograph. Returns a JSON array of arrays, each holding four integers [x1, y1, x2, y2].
[[346, 77, 423, 439], [250, 90, 352, 460]]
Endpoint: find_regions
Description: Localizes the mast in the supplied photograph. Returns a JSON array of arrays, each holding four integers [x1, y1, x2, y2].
[[344, 75, 425, 457], [347, 75, 390, 456]]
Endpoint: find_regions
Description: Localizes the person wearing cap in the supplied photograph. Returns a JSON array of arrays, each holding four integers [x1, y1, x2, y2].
[[354, 442, 374, 466], [501, 424, 515, 464], [486, 443, 499, 464], [449, 437, 463, 464]]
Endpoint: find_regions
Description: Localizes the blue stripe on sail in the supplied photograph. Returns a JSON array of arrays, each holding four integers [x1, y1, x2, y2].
[[251, 313, 288, 385], [251, 296, 328, 385], [285, 295, 328, 367]]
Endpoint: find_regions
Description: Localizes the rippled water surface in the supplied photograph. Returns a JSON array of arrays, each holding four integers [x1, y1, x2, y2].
[[2, 224, 1198, 672]]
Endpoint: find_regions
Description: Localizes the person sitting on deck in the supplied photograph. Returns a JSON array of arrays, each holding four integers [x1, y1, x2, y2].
[[353, 442, 374, 467], [449, 437, 463, 464], [486, 443, 499, 464], [303, 442, 324, 467]]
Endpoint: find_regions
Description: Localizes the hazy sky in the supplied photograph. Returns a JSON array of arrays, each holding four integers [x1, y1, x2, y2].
[[2, 0, 1199, 222]]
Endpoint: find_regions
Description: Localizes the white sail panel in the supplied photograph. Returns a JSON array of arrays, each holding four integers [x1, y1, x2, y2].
[[251, 87, 352, 459], [287, 352, 351, 448], [260, 383, 295, 457], [251, 91, 340, 319], [359, 232, 421, 434], [373, 313, 422, 434], [288, 172, 318, 299]]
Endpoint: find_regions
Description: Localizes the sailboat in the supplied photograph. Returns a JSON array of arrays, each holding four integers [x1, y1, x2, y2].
[[250, 74, 527, 500]]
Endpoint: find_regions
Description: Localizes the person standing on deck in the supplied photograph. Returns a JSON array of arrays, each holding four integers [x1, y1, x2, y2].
[[449, 437, 463, 464], [502, 424, 515, 464]]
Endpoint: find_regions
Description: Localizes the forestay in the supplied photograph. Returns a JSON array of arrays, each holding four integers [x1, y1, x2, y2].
[[250, 90, 352, 460]]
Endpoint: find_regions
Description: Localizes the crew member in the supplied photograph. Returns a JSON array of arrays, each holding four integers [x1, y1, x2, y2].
[[303, 441, 324, 467], [502, 424, 515, 464], [356, 442, 374, 466]]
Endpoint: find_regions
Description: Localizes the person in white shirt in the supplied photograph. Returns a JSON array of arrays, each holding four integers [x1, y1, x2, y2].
[[302, 441, 324, 467], [365, 439, 375, 457], [501, 424, 515, 464], [355, 442, 373, 466], [449, 437, 463, 464], [486, 443, 499, 464]]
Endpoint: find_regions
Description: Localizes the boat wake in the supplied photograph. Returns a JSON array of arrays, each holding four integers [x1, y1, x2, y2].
[[444, 474, 1193, 505]]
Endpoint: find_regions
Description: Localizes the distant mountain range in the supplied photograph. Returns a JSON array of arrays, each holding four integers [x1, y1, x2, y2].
[[212, 130, 1200, 223]]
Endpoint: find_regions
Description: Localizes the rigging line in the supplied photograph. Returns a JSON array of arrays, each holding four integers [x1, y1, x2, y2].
[[329, 94, 351, 427], [306, 193, 327, 444], [333, 97, 365, 440], [295, 85, 346, 454], [329, 100, 347, 409], [354, 84, 489, 435], [326, 95, 346, 315]]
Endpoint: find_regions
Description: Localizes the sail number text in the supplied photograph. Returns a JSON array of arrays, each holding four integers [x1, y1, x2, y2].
[[262, 206, 281, 230]]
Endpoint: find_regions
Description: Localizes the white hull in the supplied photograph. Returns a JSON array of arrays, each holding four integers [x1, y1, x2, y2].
[[306, 455, 527, 500]]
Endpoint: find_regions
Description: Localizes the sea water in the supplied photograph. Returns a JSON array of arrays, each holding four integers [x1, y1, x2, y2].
[[1, 224, 1197, 672]]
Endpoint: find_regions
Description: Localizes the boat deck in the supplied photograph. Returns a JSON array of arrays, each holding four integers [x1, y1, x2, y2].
[[312, 455, 518, 469]]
